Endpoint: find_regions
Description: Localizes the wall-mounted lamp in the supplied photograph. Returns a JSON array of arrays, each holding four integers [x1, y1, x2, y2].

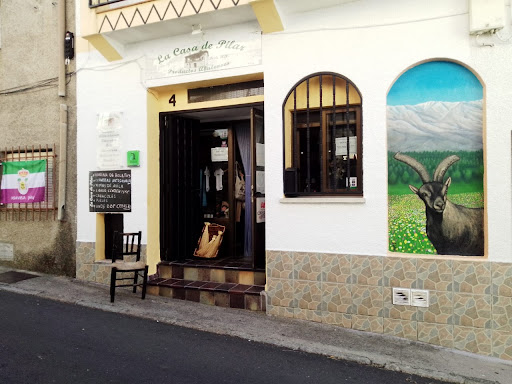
[[191, 24, 203, 35]]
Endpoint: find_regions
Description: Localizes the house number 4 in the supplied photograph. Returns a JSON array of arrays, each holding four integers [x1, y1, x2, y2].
[[169, 94, 176, 106]]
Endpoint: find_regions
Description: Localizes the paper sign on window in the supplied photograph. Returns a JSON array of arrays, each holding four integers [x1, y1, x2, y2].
[[345, 177, 357, 188], [335, 136, 357, 157]]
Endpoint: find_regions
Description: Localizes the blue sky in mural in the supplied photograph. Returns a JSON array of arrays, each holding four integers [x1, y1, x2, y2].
[[387, 61, 482, 106]]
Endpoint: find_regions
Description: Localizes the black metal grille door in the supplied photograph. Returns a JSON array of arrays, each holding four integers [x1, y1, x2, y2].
[[160, 114, 201, 261]]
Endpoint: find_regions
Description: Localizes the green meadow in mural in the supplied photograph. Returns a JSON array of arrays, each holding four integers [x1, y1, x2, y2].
[[387, 61, 484, 256]]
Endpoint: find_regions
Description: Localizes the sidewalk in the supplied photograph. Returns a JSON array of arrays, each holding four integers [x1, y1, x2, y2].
[[0, 266, 511, 384]]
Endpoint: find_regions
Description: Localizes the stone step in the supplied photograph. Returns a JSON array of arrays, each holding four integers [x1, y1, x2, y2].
[[147, 278, 266, 311], [157, 260, 266, 286]]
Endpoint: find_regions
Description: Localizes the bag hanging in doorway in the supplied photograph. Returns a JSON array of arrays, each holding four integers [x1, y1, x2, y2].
[[235, 161, 245, 201], [194, 222, 225, 259]]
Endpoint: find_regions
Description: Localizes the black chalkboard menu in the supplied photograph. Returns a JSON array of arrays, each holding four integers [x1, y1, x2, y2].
[[89, 170, 131, 212]]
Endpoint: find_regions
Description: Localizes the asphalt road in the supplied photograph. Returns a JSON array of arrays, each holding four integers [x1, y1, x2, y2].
[[0, 291, 449, 384]]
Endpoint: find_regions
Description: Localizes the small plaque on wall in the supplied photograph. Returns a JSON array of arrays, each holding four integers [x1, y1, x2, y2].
[[127, 150, 140, 167], [0, 243, 14, 261], [96, 112, 122, 169]]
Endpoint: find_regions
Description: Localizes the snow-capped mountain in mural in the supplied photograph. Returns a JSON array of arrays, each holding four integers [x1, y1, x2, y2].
[[387, 100, 483, 152]]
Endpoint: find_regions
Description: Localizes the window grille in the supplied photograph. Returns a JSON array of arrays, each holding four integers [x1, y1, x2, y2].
[[282, 73, 363, 196], [188, 80, 264, 103], [89, 0, 124, 8], [0, 145, 57, 221]]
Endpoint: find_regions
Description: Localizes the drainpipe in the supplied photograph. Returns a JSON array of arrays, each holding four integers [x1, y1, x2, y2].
[[58, 104, 68, 221], [58, 0, 66, 97], [57, 0, 67, 220]]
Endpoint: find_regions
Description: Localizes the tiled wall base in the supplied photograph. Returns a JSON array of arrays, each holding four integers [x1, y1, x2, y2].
[[76, 241, 147, 285], [266, 251, 512, 361]]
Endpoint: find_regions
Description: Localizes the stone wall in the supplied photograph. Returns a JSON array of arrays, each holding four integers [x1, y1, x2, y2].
[[0, 0, 77, 276]]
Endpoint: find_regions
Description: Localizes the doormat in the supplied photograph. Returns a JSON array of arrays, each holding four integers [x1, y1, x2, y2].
[[0, 271, 39, 284]]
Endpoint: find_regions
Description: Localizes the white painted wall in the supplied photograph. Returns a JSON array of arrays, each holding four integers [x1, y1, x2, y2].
[[76, 0, 512, 262], [76, 52, 149, 242], [264, 0, 512, 262]]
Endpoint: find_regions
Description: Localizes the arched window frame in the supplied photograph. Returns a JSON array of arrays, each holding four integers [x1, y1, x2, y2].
[[282, 72, 363, 197]]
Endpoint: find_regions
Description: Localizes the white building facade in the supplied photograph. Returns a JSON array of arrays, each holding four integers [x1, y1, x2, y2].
[[76, 0, 512, 360]]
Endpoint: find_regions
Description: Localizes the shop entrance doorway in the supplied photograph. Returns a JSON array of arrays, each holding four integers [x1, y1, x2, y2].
[[160, 105, 265, 270]]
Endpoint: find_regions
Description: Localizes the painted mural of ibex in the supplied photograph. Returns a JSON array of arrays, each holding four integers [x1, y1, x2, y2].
[[394, 152, 484, 256]]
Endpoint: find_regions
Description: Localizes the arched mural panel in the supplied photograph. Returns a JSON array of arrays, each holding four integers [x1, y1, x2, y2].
[[387, 60, 484, 256]]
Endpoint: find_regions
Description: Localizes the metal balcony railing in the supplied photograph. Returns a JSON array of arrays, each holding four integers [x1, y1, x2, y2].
[[89, 0, 125, 8]]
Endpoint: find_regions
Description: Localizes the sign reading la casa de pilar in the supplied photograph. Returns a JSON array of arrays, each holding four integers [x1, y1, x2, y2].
[[147, 29, 262, 80]]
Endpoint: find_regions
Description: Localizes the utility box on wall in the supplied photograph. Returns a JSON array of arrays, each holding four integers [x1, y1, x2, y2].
[[469, 0, 505, 34]]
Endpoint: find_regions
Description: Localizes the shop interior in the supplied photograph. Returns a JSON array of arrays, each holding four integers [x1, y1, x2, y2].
[[160, 105, 265, 271]]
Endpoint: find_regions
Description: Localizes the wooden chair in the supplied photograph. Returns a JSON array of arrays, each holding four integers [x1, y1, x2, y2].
[[110, 231, 148, 303]]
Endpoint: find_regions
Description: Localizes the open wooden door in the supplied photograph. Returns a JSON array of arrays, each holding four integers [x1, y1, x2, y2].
[[251, 108, 265, 269], [160, 114, 201, 261]]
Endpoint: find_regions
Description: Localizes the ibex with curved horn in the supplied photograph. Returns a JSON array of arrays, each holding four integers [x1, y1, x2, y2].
[[394, 152, 484, 256]]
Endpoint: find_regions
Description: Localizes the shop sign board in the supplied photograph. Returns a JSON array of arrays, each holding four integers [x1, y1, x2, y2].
[[89, 170, 131, 213], [147, 28, 262, 80]]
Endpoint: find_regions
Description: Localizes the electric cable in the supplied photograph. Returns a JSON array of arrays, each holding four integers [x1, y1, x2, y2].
[[272, 12, 468, 35]]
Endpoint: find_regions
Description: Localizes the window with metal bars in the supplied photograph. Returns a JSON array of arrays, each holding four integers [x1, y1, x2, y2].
[[283, 73, 363, 196], [0, 145, 57, 221]]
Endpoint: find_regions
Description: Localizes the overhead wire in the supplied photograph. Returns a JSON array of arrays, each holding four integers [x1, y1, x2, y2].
[[272, 12, 468, 35], [0, 55, 150, 97], [6, 9, 498, 96], [0, 73, 76, 96]]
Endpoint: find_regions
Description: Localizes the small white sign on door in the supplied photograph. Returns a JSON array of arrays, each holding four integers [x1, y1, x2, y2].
[[256, 197, 265, 223], [256, 171, 265, 193], [256, 143, 265, 167], [211, 147, 228, 162]]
